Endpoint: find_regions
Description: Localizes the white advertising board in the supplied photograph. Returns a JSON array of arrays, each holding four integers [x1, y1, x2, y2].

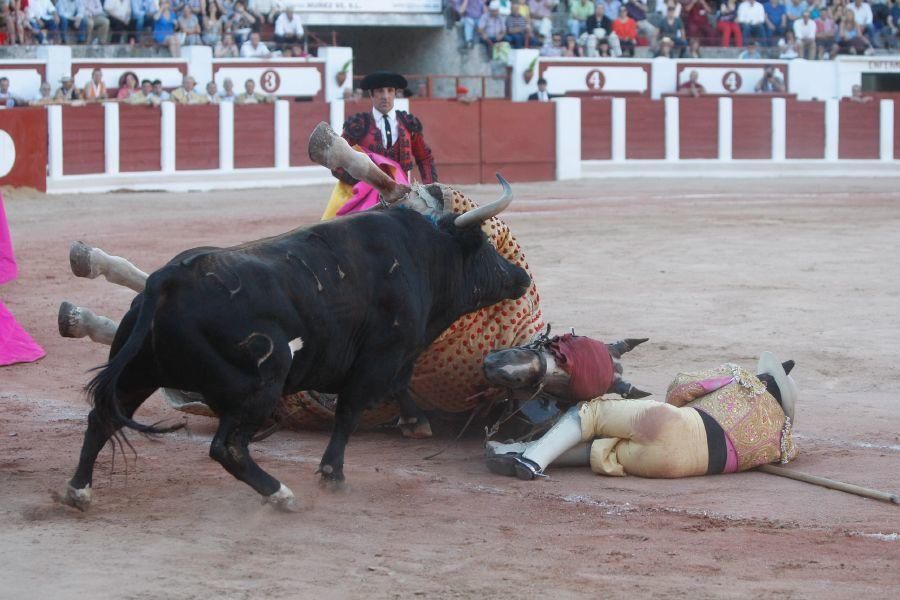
[[285, 0, 441, 12], [213, 64, 323, 97]]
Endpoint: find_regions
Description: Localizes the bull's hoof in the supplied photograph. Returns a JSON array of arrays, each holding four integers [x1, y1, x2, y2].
[[266, 483, 298, 512], [63, 483, 92, 511], [57, 302, 86, 339], [399, 418, 433, 439], [316, 465, 348, 492], [69, 241, 96, 278]]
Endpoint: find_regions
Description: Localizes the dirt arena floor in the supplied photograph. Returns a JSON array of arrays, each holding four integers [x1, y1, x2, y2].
[[1, 178, 898, 599]]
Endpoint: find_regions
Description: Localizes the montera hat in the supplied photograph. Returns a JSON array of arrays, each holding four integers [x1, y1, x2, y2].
[[360, 71, 408, 91], [757, 351, 798, 423]]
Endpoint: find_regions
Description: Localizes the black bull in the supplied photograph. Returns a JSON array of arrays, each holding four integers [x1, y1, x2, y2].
[[66, 197, 530, 511]]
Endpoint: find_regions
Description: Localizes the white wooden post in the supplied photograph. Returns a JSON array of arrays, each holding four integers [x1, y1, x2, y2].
[[103, 102, 120, 175], [161, 101, 176, 172], [275, 100, 290, 169], [664, 96, 679, 161], [718, 97, 732, 161], [47, 104, 64, 179], [879, 99, 894, 162], [611, 97, 626, 162], [771, 97, 786, 161], [219, 101, 234, 171], [824, 99, 839, 161]]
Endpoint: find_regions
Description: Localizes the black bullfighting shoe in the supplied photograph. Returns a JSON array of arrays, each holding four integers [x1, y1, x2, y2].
[[485, 453, 546, 481]]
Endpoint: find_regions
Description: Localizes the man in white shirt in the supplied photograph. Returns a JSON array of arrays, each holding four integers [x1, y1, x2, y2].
[[793, 10, 816, 58], [218, 77, 238, 102], [249, 0, 278, 24], [848, 0, 874, 37], [240, 31, 272, 57], [27, 0, 59, 44], [273, 7, 304, 48], [737, 0, 767, 43]]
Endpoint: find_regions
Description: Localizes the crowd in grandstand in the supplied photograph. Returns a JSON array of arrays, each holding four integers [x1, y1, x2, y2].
[[0, 66, 274, 107], [451, 0, 900, 59], [0, 0, 305, 56]]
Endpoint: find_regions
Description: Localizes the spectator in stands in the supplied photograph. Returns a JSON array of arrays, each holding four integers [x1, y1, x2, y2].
[[655, 35, 677, 56], [82, 0, 109, 44], [83, 67, 108, 100], [563, 32, 582, 55], [785, 0, 808, 31], [229, 1, 256, 44], [170, 75, 208, 103], [739, 38, 762, 56], [27, 0, 59, 44], [497, 0, 512, 16], [0, 76, 21, 107], [1, 1, 19, 45], [793, 10, 817, 56], [218, 76, 237, 101], [236, 78, 272, 103], [116, 71, 138, 99], [202, 1, 223, 45], [57, 0, 88, 44], [568, 0, 594, 37], [755, 65, 786, 91], [587, 2, 614, 36], [881, 0, 900, 48], [848, 0, 875, 38], [505, 0, 530, 48], [214, 32, 239, 56], [177, 5, 202, 45], [153, 1, 180, 56], [479, 1, 507, 49], [131, 0, 157, 41], [248, 0, 276, 28], [738, 0, 767, 43], [612, 5, 638, 56], [778, 28, 801, 56], [540, 31, 565, 55], [848, 83, 874, 101], [816, 5, 838, 48], [240, 30, 271, 56], [274, 6, 304, 48], [528, 0, 557, 40], [528, 77, 556, 101], [597, 36, 614, 55], [765, 0, 788, 43], [106, 0, 131, 43], [716, 0, 740, 48], [30, 81, 54, 105], [658, 4, 687, 56], [683, 0, 715, 43], [151, 78, 170, 100], [125, 79, 157, 104], [55, 75, 83, 102], [453, 0, 484, 50], [205, 80, 219, 103], [678, 69, 706, 96], [839, 8, 873, 52], [625, 0, 659, 49]]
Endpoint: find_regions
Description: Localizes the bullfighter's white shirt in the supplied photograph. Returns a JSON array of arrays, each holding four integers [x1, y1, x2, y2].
[[373, 107, 398, 148]]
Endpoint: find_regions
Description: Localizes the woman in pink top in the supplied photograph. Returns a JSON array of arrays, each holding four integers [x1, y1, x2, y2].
[[116, 71, 138, 99]]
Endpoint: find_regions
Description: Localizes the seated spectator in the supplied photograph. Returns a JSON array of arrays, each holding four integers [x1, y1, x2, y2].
[[116, 71, 139, 99], [785, 0, 808, 32], [248, 0, 276, 29], [848, 0, 875, 39], [0, 76, 21, 107], [453, 0, 485, 50], [57, 0, 88, 44], [837, 8, 870, 53], [657, 4, 687, 55], [612, 5, 638, 56], [755, 65, 786, 91], [528, 77, 556, 101], [30, 81, 55, 105], [738, 0, 767, 43], [683, 0, 715, 43], [766, 0, 788, 43], [273, 6, 304, 48], [793, 10, 817, 57], [650, 0, 677, 26], [131, 0, 157, 41], [505, 1, 530, 48], [848, 83, 874, 102], [678, 70, 706, 96], [178, 6, 202, 45], [597, 36, 614, 55], [235, 78, 272, 104], [229, 1, 256, 45], [151, 78, 170, 100], [83, 67, 108, 101], [205, 81, 219, 103], [569, 0, 594, 37], [170, 75, 207, 103], [154, 1, 181, 56], [719, 0, 743, 47], [540, 31, 565, 56], [55, 75, 84, 102], [83, 0, 110, 44], [214, 32, 239, 57], [218, 77, 238, 101], [479, 1, 507, 48], [816, 5, 838, 47], [687, 36, 703, 57], [2, 1, 21, 45], [27, 0, 60, 44], [624, 0, 658, 48], [125, 79, 159, 104], [586, 2, 613, 36], [240, 30, 271, 57], [202, 1, 223, 45], [807, 0, 824, 19], [528, 0, 557, 40], [739, 38, 762, 57], [879, 0, 899, 49], [105, 0, 131, 44], [778, 29, 800, 57], [563, 32, 581, 55]]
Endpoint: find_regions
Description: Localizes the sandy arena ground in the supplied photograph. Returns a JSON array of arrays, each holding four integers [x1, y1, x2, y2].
[[1, 178, 898, 599]]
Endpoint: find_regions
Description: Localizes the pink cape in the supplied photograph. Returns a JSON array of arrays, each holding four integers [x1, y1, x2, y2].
[[0, 191, 45, 366], [335, 150, 409, 216]]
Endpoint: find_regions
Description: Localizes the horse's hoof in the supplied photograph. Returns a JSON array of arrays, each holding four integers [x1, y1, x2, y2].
[[57, 302, 85, 338], [63, 483, 92, 511], [69, 241, 95, 278], [400, 420, 433, 439], [266, 483, 298, 512]]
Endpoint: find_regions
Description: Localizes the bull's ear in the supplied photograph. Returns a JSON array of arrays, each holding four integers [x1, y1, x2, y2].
[[453, 174, 513, 228]]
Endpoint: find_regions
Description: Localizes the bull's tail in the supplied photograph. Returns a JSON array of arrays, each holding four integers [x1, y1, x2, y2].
[[86, 269, 184, 436]]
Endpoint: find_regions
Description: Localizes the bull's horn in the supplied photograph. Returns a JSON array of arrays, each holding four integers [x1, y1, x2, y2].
[[308, 122, 410, 203], [453, 173, 513, 228]]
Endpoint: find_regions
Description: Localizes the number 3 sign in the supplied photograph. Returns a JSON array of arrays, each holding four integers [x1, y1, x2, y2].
[[260, 69, 281, 93]]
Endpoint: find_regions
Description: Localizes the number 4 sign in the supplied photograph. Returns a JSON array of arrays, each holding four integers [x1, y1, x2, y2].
[[585, 69, 606, 91]]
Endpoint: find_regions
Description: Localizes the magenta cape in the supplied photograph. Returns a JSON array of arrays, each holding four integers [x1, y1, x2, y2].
[[0, 191, 45, 366], [335, 150, 409, 216]]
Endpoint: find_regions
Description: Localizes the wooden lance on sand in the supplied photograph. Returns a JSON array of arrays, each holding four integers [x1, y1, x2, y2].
[[758, 464, 899, 505]]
